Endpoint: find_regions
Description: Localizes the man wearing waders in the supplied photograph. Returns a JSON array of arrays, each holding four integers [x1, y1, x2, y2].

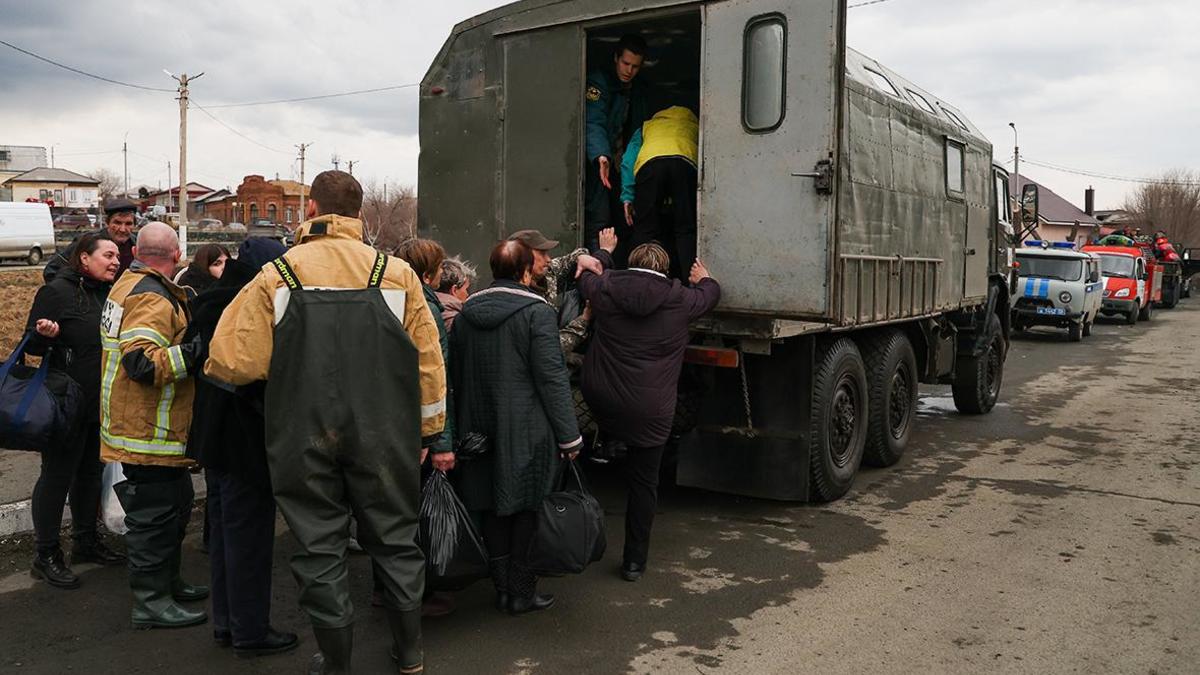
[[206, 171, 446, 674]]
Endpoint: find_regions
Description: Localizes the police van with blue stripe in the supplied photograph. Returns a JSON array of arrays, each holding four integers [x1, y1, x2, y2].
[[1013, 241, 1103, 342]]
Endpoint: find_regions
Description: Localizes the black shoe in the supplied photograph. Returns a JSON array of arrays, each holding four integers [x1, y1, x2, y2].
[[621, 561, 645, 582], [214, 629, 232, 648], [31, 550, 80, 589], [507, 561, 554, 615], [234, 628, 300, 659], [71, 540, 126, 566]]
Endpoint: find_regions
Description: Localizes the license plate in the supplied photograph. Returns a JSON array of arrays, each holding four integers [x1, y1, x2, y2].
[[1036, 307, 1065, 316]]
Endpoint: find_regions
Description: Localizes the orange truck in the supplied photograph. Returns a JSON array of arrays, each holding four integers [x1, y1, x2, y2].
[[1083, 244, 1162, 324]]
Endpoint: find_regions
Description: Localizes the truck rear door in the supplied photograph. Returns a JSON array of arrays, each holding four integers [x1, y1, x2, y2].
[[698, 0, 844, 318]]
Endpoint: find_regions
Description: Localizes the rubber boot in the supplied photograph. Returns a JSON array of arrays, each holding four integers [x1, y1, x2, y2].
[[488, 555, 510, 612], [131, 567, 208, 629], [170, 545, 210, 602], [386, 608, 423, 674], [506, 560, 554, 615], [308, 625, 354, 675]]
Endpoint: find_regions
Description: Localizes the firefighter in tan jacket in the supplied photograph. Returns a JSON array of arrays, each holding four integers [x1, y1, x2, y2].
[[99, 221, 209, 630], [206, 171, 444, 674]]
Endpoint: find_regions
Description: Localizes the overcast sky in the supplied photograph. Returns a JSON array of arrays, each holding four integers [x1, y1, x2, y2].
[[1, 0, 1196, 210]]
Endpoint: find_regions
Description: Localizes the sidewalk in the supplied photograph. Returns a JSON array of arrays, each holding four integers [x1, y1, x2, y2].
[[0, 449, 205, 537]]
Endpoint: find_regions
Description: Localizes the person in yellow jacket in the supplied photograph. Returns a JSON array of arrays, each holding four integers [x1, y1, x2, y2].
[[100, 221, 210, 629], [619, 105, 700, 278], [206, 170, 445, 675]]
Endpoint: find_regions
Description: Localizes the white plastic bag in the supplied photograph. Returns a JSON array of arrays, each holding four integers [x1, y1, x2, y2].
[[100, 462, 128, 535]]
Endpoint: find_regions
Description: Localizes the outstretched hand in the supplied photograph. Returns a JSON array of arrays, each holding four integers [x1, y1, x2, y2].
[[689, 260, 711, 286], [599, 227, 618, 253]]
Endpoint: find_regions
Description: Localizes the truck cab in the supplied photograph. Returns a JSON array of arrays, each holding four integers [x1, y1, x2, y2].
[[1084, 244, 1158, 324], [1012, 242, 1102, 341]]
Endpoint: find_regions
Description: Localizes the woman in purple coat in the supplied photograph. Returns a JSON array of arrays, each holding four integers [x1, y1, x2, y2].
[[578, 243, 720, 581]]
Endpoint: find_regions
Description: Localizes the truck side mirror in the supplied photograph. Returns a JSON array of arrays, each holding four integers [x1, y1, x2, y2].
[[1020, 184, 1039, 227], [1090, 269, 1100, 283]]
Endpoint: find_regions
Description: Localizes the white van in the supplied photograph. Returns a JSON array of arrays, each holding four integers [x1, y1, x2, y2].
[[0, 202, 57, 265]]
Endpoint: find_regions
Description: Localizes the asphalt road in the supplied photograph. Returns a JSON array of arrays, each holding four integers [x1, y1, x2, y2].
[[1, 303, 1197, 674]]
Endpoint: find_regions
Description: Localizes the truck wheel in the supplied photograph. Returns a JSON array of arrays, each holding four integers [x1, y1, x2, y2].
[[952, 313, 1004, 415], [808, 338, 868, 501], [1163, 287, 1178, 308], [27, 247, 42, 266], [1068, 322, 1082, 342], [1139, 301, 1153, 322], [861, 330, 917, 468]]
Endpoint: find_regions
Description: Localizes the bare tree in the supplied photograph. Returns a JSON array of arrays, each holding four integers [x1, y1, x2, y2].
[[90, 167, 122, 204], [1123, 169, 1200, 245], [361, 181, 418, 252]]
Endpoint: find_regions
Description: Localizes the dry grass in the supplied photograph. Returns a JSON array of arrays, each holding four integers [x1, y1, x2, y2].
[[0, 270, 43, 358]]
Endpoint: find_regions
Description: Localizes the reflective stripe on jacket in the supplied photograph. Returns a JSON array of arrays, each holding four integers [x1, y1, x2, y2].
[[204, 215, 447, 444], [99, 263, 196, 467]]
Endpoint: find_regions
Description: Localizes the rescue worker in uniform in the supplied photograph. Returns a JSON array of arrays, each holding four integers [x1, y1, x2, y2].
[[619, 106, 700, 279], [585, 33, 651, 264], [100, 221, 209, 629], [206, 171, 446, 674]]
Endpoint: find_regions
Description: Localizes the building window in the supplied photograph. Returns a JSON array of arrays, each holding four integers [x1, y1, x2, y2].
[[286, 206, 294, 224], [250, 203, 259, 222], [267, 204, 278, 222], [743, 15, 786, 132], [0, 150, 10, 161], [945, 139, 965, 197], [40, 189, 51, 201], [53, 189, 63, 203]]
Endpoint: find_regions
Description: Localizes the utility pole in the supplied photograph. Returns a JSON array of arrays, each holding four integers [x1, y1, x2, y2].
[[167, 70, 204, 257], [122, 131, 129, 197], [1008, 122, 1019, 206], [296, 142, 312, 220], [50, 145, 55, 168], [347, 160, 356, 176], [331, 153, 340, 171]]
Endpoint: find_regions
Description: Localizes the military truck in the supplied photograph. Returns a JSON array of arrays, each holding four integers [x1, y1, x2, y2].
[[418, 0, 1014, 501]]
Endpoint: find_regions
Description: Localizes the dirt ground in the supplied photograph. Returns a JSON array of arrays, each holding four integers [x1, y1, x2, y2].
[[0, 269, 42, 357]]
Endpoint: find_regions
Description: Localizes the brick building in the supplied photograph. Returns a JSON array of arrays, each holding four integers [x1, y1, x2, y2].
[[204, 175, 309, 226]]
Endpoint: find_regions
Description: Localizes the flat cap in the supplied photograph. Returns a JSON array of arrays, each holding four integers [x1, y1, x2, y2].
[[507, 229, 559, 251], [103, 197, 138, 215]]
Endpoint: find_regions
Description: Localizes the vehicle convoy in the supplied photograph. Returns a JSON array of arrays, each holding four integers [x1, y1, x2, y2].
[[1084, 243, 1163, 324], [418, 0, 1014, 501], [1013, 243, 1102, 341], [0, 201, 56, 265]]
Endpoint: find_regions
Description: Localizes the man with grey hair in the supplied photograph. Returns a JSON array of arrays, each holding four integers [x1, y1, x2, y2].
[[100, 221, 209, 629], [435, 255, 477, 332]]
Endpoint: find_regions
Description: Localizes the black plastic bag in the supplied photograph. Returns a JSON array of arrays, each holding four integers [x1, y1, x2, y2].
[[418, 471, 489, 591], [526, 460, 606, 576], [455, 431, 490, 461]]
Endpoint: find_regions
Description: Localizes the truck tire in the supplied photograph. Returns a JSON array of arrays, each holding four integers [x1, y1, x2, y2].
[[1068, 322, 1082, 342], [952, 313, 1005, 415], [1162, 286, 1178, 308], [808, 337, 868, 501], [1139, 301, 1153, 322], [27, 247, 42, 266], [861, 330, 917, 468], [1125, 307, 1138, 325]]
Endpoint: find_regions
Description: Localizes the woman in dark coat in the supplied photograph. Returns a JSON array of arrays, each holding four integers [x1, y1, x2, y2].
[[175, 243, 230, 294], [450, 238, 583, 615], [24, 232, 126, 588], [186, 237, 298, 657], [578, 243, 720, 581]]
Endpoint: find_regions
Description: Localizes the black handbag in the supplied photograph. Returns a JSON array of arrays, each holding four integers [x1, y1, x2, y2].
[[0, 333, 83, 452], [526, 459, 606, 575]]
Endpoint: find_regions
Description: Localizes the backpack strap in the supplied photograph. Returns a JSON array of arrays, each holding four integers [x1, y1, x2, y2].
[[367, 252, 388, 288], [271, 256, 303, 291]]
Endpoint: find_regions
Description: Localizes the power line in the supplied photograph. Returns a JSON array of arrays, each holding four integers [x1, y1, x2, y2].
[[849, 0, 897, 8], [0, 39, 175, 92], [189, 101, 292, 155], [203, 83, 419, 108], [1022, 158, 1200, 187]]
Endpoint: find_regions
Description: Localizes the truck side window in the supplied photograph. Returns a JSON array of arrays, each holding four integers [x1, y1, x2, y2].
[[994, 172, 1010, 224], [743, 15, 786, 132], [945, 140, 965, 197]]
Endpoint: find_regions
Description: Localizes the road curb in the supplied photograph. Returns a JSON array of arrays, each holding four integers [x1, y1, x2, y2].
[[0, 473, 206, 538]]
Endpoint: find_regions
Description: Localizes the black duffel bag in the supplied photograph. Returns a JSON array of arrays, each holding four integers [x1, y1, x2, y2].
[[0, 334, 82, 452], [418, 470, 490, 591], [526, 459, 606, 575]]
